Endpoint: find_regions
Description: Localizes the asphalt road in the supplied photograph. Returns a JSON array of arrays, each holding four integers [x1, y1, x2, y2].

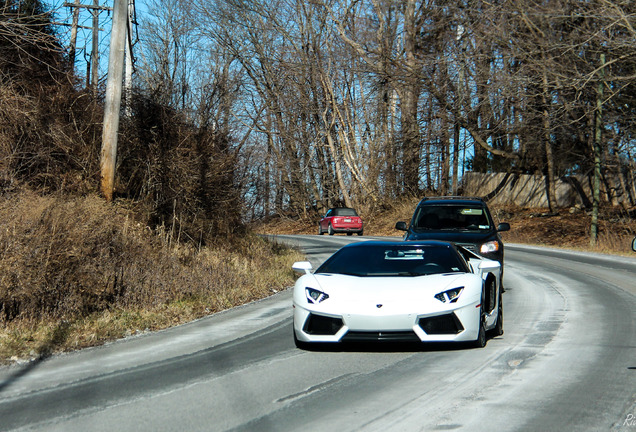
[[1, 235, 635, 431]]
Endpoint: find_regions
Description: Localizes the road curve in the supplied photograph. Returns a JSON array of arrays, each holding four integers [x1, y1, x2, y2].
[[0, 235, 635, 431]]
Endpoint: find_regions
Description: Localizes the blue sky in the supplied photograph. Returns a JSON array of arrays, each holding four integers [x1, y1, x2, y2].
[[50, 0, 144, 82]]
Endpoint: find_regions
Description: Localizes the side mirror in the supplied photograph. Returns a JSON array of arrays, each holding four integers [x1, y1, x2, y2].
[[497, 222, 510, 232], [292, 261, 313, 275], [478, 260, 501, 272], [477, 259, 501, 279], [395, 221, 408, 231], [632, 237, 636, 252]]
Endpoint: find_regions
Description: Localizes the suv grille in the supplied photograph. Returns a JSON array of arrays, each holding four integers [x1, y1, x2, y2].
[[456, 243, 477, 252]]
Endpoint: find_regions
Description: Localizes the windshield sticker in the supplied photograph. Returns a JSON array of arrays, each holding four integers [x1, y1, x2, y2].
[[460, 208, 483, 215], [385, 249, 425, 260]]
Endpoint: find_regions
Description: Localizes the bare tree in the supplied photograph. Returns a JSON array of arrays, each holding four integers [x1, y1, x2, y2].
[[135, 0, 636, 222]]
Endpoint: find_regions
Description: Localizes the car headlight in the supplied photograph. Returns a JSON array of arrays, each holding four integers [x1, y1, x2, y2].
[[480, 241, 500, 254], [434, 287, 464, 303], [306, 287, 329, 304]]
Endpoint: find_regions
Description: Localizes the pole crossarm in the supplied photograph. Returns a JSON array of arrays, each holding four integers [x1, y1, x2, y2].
[[54, 22, 103, 31], [63, 2, 112, 11]]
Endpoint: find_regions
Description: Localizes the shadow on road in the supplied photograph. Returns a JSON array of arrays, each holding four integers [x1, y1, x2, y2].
[[296, 339, 489, 353], [0, 320, 72, 394]]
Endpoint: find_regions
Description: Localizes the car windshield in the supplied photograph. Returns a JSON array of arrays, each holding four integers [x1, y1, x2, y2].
[[316, 244, 467, 277], [413, 205, 492, 231], [332, 208, 358, 217]]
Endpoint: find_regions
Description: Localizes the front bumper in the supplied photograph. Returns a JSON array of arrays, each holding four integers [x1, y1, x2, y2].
[[293, 300, 481, 344], [330, 225, 363, 234]]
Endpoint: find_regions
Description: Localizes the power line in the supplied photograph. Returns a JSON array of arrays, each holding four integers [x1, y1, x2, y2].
[[62, 0, 113, 91]]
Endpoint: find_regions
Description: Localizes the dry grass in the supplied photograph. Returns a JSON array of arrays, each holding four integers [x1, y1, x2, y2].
[[0, 190, 303, 363], [494, 205, 636, 256]]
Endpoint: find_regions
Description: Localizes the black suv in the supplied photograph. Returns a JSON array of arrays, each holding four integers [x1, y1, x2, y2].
[[395, 197, 510, 267]]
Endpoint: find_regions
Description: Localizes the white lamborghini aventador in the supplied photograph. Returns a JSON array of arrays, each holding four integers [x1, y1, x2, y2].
[[292, 240, 503, 348]]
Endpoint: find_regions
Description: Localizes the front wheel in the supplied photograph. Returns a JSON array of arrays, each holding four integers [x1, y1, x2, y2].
[[328, 224, 334, 235], [473, 311, 486, 348], [293, 329, 310, 350], [357, 231, 363, 236], [490, 293, 504, 337], [472, 290, 487, 348], [318, 225, 324, 235]]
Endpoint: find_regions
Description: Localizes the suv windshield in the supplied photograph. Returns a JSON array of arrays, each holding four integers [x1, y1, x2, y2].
[[413, 205, 492, 231], [316, 244, 467, 277]]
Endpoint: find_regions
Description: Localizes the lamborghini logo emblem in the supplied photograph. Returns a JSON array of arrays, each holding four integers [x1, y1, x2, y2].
[[376, 304, 383, 308]]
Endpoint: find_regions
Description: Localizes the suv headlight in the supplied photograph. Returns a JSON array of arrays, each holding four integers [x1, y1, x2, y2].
[[434, 287, 464, 303], [306, 287, 329, 304], [480, 241, 500, 254]]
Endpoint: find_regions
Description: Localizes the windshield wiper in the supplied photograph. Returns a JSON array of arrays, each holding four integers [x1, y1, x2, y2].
[[399, 271, 426, 276], [336, 271, 365, 277]]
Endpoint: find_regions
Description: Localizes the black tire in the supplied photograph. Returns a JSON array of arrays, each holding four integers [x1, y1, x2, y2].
[[473, 310, 487, 348], [357, 231, 363, 236], [347, 232, 352, 236], [293, 329, 309, 350], [328, 224, 334, 235], [491, 293, 504, 337], [473, 289, 487, 348], [318, 225, 324, 235]]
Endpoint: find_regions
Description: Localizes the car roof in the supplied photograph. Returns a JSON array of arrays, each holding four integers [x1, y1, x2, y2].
[[417, 196, 487, 207]]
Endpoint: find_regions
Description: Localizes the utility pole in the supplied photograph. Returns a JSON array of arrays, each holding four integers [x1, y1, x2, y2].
[[124, 0, 134, 116], [63, 1, 111, 84], [91, 0, 100, 94], [68, 0, 80, 67], [100, 0, 128, 202]]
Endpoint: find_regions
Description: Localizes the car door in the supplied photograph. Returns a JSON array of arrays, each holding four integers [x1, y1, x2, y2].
[[320, 209, 333, 231]]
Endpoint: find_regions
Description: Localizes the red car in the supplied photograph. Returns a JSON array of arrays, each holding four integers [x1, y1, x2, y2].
[[318, 207, 363, 236]]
